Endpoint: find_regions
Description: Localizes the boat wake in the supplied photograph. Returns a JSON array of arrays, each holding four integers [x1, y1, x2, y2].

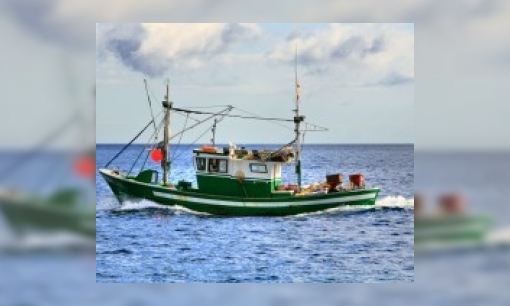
[[289, 195, 414, 217], [375, 195, 414, 209], [112, 199, 211, 216], [115, 200, 173, 212]]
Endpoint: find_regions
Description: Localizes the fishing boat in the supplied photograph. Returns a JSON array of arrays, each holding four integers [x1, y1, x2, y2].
[[99, 60, 380, 216], [414, 194, 494, 251], [0, 188, 95, 239], [415, 215, 492, 243]]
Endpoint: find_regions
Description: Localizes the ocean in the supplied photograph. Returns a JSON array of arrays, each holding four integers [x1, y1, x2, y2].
[[2, 148, 509, 303], [95, 144, 414, 283]]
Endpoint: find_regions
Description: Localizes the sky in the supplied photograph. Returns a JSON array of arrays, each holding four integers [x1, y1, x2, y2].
[[96, 23, 414, 145], [3, 1, 509, 150]]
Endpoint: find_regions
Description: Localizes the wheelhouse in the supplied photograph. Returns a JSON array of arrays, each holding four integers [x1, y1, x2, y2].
[[192, 146, 291, 198]]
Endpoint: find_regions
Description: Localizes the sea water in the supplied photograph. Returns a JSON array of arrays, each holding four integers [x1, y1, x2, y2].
[[96, 144, 414, 283]]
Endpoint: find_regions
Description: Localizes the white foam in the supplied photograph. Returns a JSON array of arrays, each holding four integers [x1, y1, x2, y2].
[[290, 195, 414, 217], [115, 200, 210, 216], [486, 227, 510, 246], [375, 195, 414, 209], [116, 199, 172, 211]]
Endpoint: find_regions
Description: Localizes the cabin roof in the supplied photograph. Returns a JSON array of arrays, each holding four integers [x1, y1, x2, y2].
[[193, 146, 295, 163]]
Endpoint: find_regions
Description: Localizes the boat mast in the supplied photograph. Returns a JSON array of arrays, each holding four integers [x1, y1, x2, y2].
[[294, 45, 304, 189], [162, 80, 172, 185], [211, 118, 218, 146]]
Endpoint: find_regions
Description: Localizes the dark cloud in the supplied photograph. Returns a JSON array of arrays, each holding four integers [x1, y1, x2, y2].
[[275, 35, 386, 67], [332, 36, 385, 59], [104, 24, 169, 77], [5, 0, 93, 50], [221, 23, 256, 44], [99, 23, 260, 78]]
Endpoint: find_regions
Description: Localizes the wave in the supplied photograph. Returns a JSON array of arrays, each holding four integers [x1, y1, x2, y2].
[[115, 199, 173, 211], [112, 199, 210, 216], [375, 195, 414, 209], [0, 232, 94, 254], [289, 195, 414, 217]]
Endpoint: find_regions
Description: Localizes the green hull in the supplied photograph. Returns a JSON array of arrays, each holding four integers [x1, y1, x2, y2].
[[0, 191, 95, 239], [415, 215, 492, 243], [100, 169, 380, 216]]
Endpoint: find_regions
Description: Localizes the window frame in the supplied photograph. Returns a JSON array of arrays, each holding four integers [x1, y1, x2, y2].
[[207, 158, 228, 173], [195, 157, 207, 171], [250, 163, 268, 173]]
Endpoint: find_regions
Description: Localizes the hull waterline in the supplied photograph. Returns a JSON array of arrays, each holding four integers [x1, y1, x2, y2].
[[100, 169, 380, 216]]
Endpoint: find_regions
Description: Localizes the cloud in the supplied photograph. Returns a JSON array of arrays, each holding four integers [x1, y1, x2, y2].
[[4, 0, 93, 50], [374, 72, 414, 86], [97, 23, 261, 77], [267, 24, 414, 87]]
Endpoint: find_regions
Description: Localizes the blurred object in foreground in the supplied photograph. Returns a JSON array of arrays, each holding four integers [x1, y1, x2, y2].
[[415, 152, 510, 305], [0, 187, 95, 241], [415, 192, 494, 252], [416, 152, 510, 231], [0, 3, 96, 249], [0, 151, 96, 252]]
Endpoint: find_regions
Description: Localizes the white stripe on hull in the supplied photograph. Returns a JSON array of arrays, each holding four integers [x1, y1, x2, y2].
[[153, 191, 376, 207]]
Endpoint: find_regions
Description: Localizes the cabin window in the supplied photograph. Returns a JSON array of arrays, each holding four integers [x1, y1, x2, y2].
[[250, 163, 267, 173], [219, 160, 228, 173], [196, 157, 206, 171], [208, 158, 228, 173]]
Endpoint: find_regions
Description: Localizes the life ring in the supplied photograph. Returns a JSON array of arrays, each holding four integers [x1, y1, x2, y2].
[[201, 145, 216, 153], [235, 170, 245, 182]]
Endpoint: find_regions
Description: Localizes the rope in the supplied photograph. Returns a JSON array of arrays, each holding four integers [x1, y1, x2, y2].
[[104, 119, 154, 168], [144, 79, 158, 138], [170, 123, 215, 164], [127, 118, 164, 176], [171, 113, 189, 161], [171, 107, 293, 122], [234, 106, 293, 131]]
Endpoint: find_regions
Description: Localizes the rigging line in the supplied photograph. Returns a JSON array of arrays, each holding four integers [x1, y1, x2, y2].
[[139, 119, 165, 174], [301, 131, 306, 152], [127, 118, 164, 176], [172, 107, 293, 122], [170, 122, 216, 164], [169, 107, 233, 141], [145, 81, 200, 123], [171, 112, 189, 161], [233, 106, 294, 131], [104, 119, 154, 168], [144, 79, 158, 138], [171, 109, 201, 123], [184, 104, 233, 109]]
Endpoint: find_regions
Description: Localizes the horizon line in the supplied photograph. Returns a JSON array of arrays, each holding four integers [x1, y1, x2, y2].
[[96, 142, 414, 146]]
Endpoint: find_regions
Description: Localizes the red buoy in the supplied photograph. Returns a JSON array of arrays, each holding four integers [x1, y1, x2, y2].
[[73, 156, 95, 178], [150, 148, 163, 162]]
